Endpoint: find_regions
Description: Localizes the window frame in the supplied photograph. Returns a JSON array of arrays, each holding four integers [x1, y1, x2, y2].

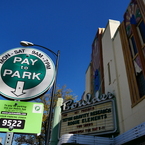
[[137, 19, 145, 46], [129, 35, 138, 58]]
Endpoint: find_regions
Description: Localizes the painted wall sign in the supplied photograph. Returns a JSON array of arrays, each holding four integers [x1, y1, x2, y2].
[[0, 100, 44, 134], [60, 99, 117, 136], [0, 47, 55, 100]]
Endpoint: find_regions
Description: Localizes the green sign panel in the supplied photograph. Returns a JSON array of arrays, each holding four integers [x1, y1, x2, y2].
[[0, 100, 44, 134], [0, 47, 55, 100], [1, 54, 46, 90]]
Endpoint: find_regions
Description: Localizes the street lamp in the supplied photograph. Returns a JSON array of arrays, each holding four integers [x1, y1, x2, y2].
[[20, 41, 60, 145]]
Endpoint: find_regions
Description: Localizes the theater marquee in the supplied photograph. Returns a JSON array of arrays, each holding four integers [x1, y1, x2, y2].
[[60, 92, 117, 136]]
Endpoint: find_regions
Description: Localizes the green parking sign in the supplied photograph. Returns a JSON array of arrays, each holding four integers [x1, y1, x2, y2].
[[0, 47, 55, 100], [0, 100, 44, 134]]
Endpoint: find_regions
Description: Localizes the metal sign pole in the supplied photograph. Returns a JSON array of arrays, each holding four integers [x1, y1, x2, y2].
[[4, 132, 14, 145], [45, 50, 60, 145], [4, 100, 18, 145], [4, 100, 19, 145], [19, 41, 60, 145]]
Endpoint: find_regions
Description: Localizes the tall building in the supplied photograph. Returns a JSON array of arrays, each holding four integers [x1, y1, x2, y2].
[[58, 0, 145, 144]]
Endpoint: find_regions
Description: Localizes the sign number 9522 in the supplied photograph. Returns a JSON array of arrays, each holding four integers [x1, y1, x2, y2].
[[0, 118, 25, 129]]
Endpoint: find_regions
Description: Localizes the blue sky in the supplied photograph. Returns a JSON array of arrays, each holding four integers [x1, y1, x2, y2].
[[0, 0, 130, 144]]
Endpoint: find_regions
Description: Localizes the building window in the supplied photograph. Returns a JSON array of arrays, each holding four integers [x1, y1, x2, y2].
[[129, 35, 138, 57], [137, 20, 145, 45], [129, 36, 142, 75], [122, 1, 145, 105], [129, 27, 145, 100], [136, 71, 145, 98], [107, 63, 111, 85]]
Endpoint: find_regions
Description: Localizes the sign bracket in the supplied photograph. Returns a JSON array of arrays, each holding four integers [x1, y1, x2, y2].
[[4, 132, 14, 145], [4, 100, 19, 145]]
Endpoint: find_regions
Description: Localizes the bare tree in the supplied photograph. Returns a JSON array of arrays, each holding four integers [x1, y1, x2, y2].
[[14, 85, 77, 145]]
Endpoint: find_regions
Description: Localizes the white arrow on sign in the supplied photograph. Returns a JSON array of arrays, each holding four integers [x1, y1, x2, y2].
[[11, 81, 26, 97]]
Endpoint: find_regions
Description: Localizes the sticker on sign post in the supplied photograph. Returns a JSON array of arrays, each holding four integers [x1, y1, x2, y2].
[[0, 47, 55, 100]]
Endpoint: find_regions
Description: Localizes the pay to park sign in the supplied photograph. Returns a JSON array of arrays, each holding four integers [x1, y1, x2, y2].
[[0, 47, 55, 100]]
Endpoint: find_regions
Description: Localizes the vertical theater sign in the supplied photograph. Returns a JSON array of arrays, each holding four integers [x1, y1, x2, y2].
[[60, 92, 118, 136]]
